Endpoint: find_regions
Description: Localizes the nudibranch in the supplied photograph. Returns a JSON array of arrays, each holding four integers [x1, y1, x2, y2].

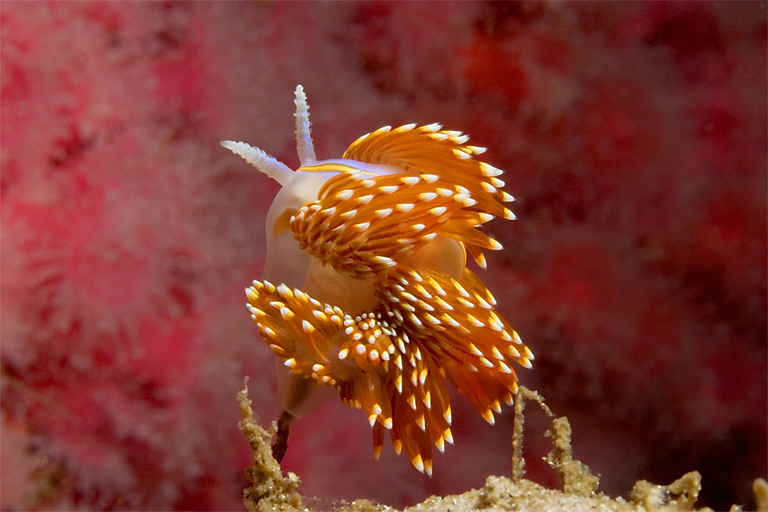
[[222, 85, 533, 476]]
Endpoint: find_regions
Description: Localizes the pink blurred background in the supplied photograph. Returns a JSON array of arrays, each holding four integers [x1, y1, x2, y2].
[[1, 2, 765, 510]]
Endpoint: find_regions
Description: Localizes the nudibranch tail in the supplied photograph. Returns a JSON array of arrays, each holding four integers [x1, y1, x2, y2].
[[227, 85, 534, 476]]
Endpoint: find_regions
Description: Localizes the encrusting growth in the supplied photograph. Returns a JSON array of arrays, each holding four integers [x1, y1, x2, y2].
[[238, 381, 757, 512], [237, 378, 302, 512], [223, 85, 533, 475]]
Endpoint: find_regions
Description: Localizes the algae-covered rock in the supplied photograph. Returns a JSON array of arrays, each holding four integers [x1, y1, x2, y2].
[[238, 381, 766, 512]]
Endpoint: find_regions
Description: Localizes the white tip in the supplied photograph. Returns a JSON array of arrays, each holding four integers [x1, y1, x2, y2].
[[524, 346, 534, 360]]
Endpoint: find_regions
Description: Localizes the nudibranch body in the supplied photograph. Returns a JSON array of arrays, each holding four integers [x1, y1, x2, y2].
[[223, 85, 533, 476]]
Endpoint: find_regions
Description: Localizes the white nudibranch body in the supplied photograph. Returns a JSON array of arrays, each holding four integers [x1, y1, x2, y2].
[[223, 85, 532, 476]]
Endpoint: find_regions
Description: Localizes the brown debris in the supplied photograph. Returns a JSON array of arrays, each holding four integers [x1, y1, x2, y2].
[[754, 478, 768, 512], [512, 386, 553, 482], [544, 416, 600, 497], [237, 378, 303, 512], [631, 472, 706, 512], [237, 380, 765, 512]]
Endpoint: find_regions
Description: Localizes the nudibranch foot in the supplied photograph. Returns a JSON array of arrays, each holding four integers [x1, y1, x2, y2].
[[271, 410, 294, 463], [226, 84, 534, 475]]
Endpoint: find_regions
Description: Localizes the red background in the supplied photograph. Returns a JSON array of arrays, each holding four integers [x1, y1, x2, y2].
[[2, 2, 765, 510]]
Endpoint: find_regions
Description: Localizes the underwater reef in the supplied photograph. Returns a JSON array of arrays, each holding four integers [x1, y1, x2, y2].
[[1, 2, 765, 510]]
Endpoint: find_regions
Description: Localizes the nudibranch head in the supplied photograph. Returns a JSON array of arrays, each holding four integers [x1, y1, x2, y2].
[[223, 85, 533, 476]]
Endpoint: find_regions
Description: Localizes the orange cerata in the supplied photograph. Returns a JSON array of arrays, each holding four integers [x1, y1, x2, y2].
[[222, 85, 533, 476]]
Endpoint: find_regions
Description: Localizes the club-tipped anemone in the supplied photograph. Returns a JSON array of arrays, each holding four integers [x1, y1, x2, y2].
[[223, 85, 532, 475]]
